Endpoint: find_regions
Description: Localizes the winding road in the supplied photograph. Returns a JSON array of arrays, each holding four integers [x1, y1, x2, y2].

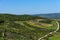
[[38, 21, 60, 40]]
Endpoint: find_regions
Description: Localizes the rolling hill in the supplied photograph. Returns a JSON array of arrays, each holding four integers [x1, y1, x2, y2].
[[34, 13, 60, 19], [0, 14, 60, 40]]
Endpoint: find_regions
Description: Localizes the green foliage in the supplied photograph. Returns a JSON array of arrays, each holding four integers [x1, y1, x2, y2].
[[58, 21, 60, 32], [0, 14, 59, 40], [0, 14, 44, 21], [40, 19, 52, 24]]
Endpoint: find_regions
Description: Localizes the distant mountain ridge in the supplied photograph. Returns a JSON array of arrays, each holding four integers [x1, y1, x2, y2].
[[34, 13, 60, 19]]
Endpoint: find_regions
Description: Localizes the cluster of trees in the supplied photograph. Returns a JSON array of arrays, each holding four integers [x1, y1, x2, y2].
[[0, 14, 45, 21], [39, 19, 52, 24]]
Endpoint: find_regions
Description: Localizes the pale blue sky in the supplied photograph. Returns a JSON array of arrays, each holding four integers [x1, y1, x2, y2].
[[0, 0, 60, 14]]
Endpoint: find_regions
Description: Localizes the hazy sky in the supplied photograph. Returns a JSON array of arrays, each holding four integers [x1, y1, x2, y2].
[[0, 0, 60, 14]]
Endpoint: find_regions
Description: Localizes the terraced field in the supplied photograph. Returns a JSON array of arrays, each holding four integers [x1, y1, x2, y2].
[[0, 20, 59, 40], [12, 20, 57, 40]]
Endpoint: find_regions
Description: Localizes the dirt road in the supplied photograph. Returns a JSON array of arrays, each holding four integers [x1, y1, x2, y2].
[[38, 21, 59, 40]]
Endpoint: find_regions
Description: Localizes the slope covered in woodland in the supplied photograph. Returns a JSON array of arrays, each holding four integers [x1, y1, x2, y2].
[[0, 14, 60, 40]]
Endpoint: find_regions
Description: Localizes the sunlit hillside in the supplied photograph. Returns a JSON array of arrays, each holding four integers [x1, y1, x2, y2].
[[0, 14, 60, 40]]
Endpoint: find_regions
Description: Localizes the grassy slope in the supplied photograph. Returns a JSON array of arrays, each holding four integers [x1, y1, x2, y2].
[[48, 21, 60, 40], [48, 32, 60, 40]]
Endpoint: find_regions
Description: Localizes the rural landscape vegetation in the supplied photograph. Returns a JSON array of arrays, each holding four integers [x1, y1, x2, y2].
[[0, 13, 60, 40]]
